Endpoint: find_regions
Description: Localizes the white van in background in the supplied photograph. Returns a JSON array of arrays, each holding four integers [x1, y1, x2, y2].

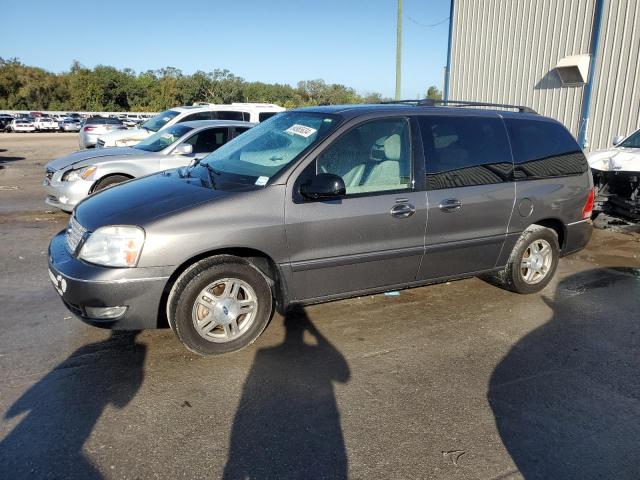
[[96, 103, 284, 148]]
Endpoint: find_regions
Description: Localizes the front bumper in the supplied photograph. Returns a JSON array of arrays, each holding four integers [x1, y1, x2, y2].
[[43, 176, 93, 212], [48, 230, 172, 330]]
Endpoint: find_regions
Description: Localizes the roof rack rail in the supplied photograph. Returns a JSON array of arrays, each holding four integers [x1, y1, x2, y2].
[[380, 98, 537, 114], [379, 99, 422, 105]]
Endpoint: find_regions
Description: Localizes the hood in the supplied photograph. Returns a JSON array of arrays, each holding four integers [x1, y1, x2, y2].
[[587, 147, 640, 172], [46, 147, 139, 171], [98, 128, 150, 145], [74, 169, 233, 230]]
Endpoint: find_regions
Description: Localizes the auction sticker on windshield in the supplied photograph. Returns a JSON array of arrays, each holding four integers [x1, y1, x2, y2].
[[285, 124, 317, 138]]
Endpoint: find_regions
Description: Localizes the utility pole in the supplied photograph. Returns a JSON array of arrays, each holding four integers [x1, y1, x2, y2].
[[395, 0, 403, 100]]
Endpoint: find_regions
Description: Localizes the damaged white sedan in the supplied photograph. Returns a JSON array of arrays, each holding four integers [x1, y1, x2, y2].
[[588, 129, 640, 222]]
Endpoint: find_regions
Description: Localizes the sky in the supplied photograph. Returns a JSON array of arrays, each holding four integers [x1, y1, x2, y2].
[[1, 0, 451, 99]]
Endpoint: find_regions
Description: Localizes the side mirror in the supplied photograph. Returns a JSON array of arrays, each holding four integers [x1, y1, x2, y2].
[[612, 135, 624, 146], [300, 173, 346, 200], [173, 143, 193, 155]]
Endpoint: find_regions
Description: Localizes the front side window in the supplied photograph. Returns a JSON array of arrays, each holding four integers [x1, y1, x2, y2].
[[317, 118, 412, 195], [620, 129, 640, 148], [505, 118, 588, 179], [184, 128, 229, 154], [134, 124, 193, 152], [142, 109, 180, 132], [199, 112, 338, 183], [419, 115, 512, 190]]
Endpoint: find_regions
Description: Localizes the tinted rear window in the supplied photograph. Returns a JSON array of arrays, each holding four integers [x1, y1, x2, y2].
[[419, 115, 512, 189], [259, 112, 277, 122], [505, 119, 588, 179], [213, 111, 245, 121], [85, 117, 124, 125]]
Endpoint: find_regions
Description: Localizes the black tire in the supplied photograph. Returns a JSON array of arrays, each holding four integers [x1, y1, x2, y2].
[[168, 256, 273, 355], [93, 175, 130, 192], [483, 225, 559, 294]]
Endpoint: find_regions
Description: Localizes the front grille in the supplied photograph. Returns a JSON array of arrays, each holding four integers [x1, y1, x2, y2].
[[96, 139, 105, 148], [66, 215, 87, 254]]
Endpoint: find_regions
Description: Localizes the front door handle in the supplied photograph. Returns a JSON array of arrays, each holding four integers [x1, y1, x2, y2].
[[438, 198, 462, 212], [390, 203, 416, 218]]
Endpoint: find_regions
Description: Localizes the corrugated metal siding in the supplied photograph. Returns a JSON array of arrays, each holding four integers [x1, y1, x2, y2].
[[589, 0, 640, 149], [450, 0, 640, 151], [450, 0, 596, 141]]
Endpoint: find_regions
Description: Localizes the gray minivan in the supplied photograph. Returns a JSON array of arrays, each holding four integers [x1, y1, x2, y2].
[[48, 101, 594, 355]]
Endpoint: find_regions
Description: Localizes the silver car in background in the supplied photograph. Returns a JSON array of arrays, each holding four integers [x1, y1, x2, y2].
[[78, 117, 127, 149], [59, 117, 82, 132], [44, 120, 253, 212]]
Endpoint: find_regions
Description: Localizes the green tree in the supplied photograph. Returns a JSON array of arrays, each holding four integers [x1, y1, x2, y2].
[[0, 58, 387, 112], [426, 85, 442, 100]]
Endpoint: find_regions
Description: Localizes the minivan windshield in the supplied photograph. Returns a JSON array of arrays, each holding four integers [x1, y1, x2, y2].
[[135, 124, 193, 152], [199, 112, 339, 183], [620, 129, 640, 148], [142, 109, 180, 132]]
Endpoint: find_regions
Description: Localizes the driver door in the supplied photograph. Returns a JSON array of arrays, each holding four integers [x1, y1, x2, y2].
[[285, 117, 428, 301]]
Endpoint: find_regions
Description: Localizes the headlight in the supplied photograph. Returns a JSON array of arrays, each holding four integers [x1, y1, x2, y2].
[[62, 165, 97, 182], [78, 226, 145, 267]]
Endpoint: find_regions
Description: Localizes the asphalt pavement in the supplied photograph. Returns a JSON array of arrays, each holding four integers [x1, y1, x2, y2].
[[1, 133, 639, 479]]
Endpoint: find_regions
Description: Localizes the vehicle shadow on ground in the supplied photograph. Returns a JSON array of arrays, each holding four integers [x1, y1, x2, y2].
[[223, 307, 350, 479], [0, 331, 146, 479], [0, 154, 26, 165], [489, 268, 640, 479]]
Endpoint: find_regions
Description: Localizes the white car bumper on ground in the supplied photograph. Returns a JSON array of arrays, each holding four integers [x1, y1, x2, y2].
[[96, 128, 150, 148], [14, 125, 36, 132]]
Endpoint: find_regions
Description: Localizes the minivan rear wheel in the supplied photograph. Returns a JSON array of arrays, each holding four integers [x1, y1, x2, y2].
[[168, 256, 273, 355], [484, 225, 559, 294]]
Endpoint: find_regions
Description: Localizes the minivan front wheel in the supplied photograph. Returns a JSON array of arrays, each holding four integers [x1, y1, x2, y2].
[[168, 257, 273, 355], [485, 225, 559, 294]]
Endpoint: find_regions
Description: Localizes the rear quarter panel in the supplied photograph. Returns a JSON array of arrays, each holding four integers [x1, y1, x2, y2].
[[499, 171, 593, 263]]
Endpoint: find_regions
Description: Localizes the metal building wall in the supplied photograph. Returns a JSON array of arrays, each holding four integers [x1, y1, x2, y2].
[[449, 0, 596, 142], [589, 0, 640, 149]]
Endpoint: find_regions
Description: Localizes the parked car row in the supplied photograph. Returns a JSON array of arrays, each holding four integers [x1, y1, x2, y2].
[[45, 101, 595, 356], [1, 115, 83, 133]]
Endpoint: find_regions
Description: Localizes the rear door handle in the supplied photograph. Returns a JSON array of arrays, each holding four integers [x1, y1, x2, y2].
[[438, 198, 462, 212], [390, 202, 416, 218]]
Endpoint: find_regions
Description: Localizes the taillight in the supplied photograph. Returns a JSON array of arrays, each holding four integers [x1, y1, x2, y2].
[[582, 187, 595, 219], [84, 126, 96, 132]]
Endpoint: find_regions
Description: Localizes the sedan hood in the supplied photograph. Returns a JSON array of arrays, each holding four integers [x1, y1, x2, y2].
[[74, 170, 232, 230], [46, 147, 139, 171], [587, 147, 640, 172]]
